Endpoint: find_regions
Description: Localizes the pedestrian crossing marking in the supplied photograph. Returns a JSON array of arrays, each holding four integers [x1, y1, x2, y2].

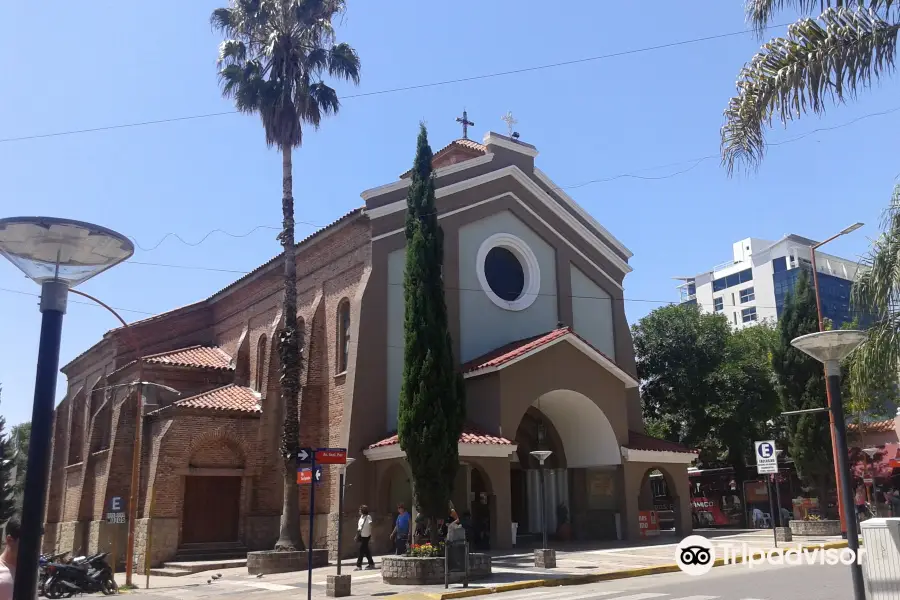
[[602, 594, 668, 600]]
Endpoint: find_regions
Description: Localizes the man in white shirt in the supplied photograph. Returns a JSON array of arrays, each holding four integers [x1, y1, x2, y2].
[[0, 517, 20, 600]]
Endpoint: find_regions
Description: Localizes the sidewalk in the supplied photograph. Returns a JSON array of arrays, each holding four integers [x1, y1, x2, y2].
[[116, 530, 848, 599]]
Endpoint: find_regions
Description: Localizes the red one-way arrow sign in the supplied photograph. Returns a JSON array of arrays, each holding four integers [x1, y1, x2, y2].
[[315, 448, 347, 465]]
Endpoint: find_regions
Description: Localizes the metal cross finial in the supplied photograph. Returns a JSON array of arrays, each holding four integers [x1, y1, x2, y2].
[[456, 109, 474, 140], [501, 111, 518, 137]]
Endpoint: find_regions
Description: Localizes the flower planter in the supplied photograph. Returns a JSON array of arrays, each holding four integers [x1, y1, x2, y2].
[[789, 519, 841, 537], [381, 554, 491, 585]]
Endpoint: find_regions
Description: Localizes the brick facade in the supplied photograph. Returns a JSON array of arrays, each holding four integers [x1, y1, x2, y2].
[[43, 210, 372, 571]]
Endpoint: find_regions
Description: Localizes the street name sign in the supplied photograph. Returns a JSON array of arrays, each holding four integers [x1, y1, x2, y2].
[[297, 465, 324, 485], [755, 440, 779, 474], [316, 448, 347, 465]]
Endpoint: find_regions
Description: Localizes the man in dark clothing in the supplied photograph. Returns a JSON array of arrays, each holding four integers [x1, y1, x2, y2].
[[889, 489, 900, 516]]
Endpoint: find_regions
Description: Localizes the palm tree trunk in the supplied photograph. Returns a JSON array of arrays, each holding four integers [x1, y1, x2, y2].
[[275, 145, 305, 551]]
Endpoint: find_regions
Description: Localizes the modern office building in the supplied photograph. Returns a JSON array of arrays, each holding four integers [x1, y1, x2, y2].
[[675, 235, 862, 329]]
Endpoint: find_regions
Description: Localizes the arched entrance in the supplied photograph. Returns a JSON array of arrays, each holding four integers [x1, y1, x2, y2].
[[638, 467, 682, 538], [510, 390, 623, 542], [469, 465, 492, 550]]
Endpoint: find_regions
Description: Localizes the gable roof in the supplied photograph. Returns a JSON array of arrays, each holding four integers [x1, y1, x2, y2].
[[151, 384, 262, 415], [626, 431, 696, 454], [848, 419, 896, 434], [367, 424, 513, 449], [143, 345, 233, 370], [462, 326, 638, 388], [399, 139, 486, 179]]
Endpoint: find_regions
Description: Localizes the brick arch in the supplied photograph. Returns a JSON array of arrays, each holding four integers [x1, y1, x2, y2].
[[234, 326, 251, 386], [186, 427, 248, 469]]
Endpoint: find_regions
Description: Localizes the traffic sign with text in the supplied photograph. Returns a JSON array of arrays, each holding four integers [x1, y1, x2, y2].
[[316, 448, 347, 465], [297, 465, 324, 485], [755, 440, 779, 474], [106, 496, 126, 524]]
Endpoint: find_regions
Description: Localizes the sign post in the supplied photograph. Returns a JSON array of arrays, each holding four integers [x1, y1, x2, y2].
[[106, 497, 126, 577], [755, 441, 779, 547]]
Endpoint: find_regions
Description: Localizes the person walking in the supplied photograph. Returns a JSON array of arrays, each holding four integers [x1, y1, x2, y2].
[[0, 517, 20, 600], [355, 506, 375, 571], [391, 504, 410, 555]]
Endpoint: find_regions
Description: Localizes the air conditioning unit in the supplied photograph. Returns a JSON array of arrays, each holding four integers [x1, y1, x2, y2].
[[861, 518, 900, 598]]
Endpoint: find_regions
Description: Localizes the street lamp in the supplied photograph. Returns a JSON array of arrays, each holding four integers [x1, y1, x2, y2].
[[336, 457, 356, 576], [529, 450, 553, 550], [791, 329, 867, 600], [809, 222, 863, 537], [0, 217, 133, 600]]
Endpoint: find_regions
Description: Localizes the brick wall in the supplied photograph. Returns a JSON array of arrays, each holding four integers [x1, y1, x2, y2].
[[45, 212, 372, 561]]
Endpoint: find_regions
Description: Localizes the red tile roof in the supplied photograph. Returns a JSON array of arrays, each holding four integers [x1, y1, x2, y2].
[[626, 431, 697, 454], [399, 139, 487, 178], [368, 424, 513, 449], [143, 345, 233, 370], [170, 384, 262, 414], [848, 419, 895, 434], [462, 328, 571, 373]]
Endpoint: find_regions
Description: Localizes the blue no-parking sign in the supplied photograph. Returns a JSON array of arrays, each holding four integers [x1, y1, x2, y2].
[[754, 440, 779, 474]]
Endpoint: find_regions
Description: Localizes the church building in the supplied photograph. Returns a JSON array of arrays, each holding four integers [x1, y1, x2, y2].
[[41, 128, 695, 570]]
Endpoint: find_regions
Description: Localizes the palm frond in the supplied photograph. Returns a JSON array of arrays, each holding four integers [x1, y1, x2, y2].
[[210, 7, 236, 34], [745, 1, 900, 32], [721, 6, 900, 174], [218, 40, 247, 66], [327, 43, 361, 84]]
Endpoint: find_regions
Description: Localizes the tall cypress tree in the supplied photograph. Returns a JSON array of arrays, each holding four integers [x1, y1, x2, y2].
[[398, 124, 466, 535], [0, 386, 15, 522], [771, 269, 835, 503]]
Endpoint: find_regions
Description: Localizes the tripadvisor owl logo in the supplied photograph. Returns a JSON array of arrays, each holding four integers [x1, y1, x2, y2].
[[675, 535, 715, 576]]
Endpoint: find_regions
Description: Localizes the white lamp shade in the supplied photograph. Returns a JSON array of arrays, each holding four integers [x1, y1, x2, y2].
[[529, 450, 553, 464], [0, 217, 134, 286], [790, 330, 867, 364]]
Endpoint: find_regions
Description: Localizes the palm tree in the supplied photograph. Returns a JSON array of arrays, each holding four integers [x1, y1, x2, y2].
[[850, 186, 900, 407], [211, 0, 360, 551], [721, 1, 900, 173]]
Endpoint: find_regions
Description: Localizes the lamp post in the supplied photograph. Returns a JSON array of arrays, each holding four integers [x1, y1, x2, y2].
[[529, 451, 552, 549], [791, 329, 867, 600], [809, 222, 864, 537], [336, 457, 355, 576], [0, 217, 133, 600]]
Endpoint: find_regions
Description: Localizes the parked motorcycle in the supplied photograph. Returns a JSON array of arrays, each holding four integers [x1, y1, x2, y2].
[[38, 553, 68, 597], [44, 552, 117, 598]]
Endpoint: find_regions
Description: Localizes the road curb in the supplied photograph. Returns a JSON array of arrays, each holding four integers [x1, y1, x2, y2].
[[432, 539, 852, 600]]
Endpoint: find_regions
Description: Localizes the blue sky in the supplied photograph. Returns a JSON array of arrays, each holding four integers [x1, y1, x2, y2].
[[1, 1, 898, 426]]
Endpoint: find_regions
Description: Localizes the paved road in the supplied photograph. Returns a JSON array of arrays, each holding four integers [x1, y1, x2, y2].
[[122, 561, 856, 600], [472, 562, 853, 600]]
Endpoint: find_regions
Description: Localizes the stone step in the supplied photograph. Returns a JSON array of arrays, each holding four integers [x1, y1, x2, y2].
[[158, 558, 247, 575], [149, 567, 193, 577]]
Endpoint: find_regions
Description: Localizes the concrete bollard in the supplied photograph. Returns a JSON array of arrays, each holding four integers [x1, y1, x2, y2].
[[534, 549, 556, 569], [326, 574, 351, 597], [775, 527, 792, 543]]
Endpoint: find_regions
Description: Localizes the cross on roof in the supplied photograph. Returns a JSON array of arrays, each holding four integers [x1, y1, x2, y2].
[[456, 109, 474, 140], [501, 111, 518, 137]]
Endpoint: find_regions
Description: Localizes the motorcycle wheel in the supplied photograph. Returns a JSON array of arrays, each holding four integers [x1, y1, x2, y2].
[[44, 580, 73, 599], [101, 577, 118, 595]]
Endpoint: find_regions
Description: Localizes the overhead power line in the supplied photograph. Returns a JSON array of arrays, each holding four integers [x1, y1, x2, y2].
[[0, 23, 790, 145]]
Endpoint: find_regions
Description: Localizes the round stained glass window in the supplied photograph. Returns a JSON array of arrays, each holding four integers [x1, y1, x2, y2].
[[483, 247, 525, 301]]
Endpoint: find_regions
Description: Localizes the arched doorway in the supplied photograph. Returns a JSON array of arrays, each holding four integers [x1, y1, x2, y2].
[[638, 467, 682, 538], [510, 390, 623, 543], [181, 433, 245, 544], [469, 465, 492, 550]]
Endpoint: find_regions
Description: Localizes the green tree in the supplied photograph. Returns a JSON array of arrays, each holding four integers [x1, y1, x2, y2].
[[0, 386, 15, 522], [721, 1, 900, 173], [8, 422, 29, 511], [771, 269, 834, 502], [211, 0, 360, 551], [851, 187, 900, 418], [633, 304, 780, 485], [397, 125, 466, 538]]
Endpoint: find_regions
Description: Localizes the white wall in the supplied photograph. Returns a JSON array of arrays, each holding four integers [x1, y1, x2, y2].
[[570, 265, 615, 359]]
